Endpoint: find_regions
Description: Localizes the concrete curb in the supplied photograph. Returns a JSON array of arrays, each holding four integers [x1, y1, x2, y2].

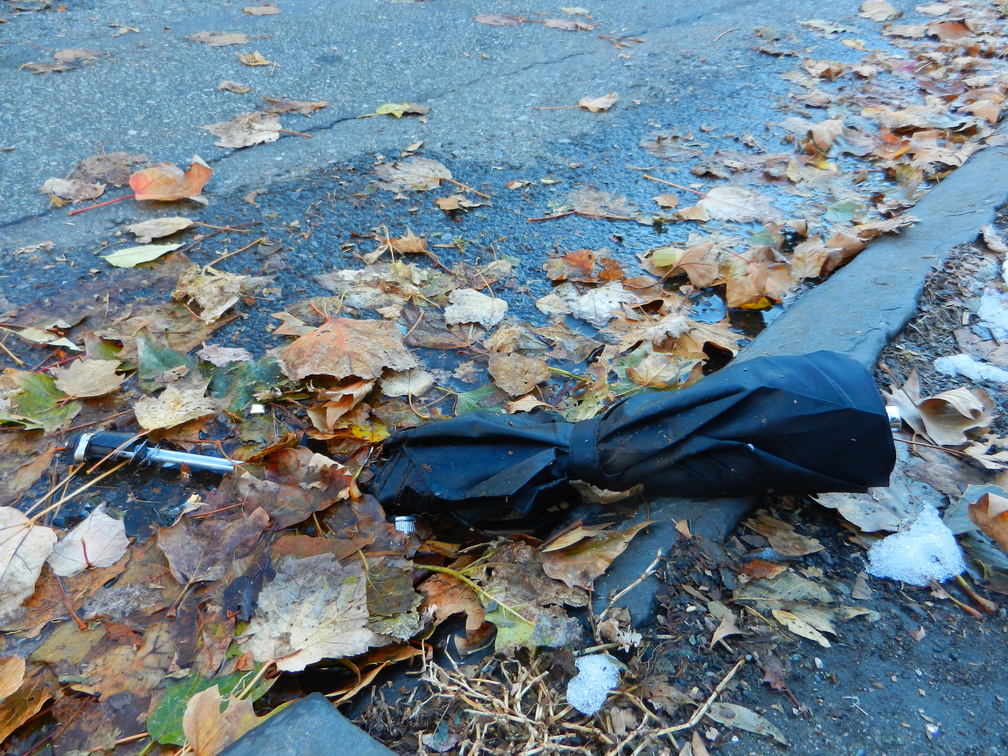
[[591, 144, 1008, 623]]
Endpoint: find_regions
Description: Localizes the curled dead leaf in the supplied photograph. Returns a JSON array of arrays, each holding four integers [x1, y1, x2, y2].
[[129, 157, 213, 205], [578, 91, 619, 113]]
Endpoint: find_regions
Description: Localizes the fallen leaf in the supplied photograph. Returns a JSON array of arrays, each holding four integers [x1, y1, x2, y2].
[[262, 97, 327, 116], [125, 217, 194, 243], [0, 656, 25, 702], [186, 31, 249, 46], [488, 351, 550, 396], [183, 685, 265, 756], [697, 185, 779, 223], [237, 51, 274, 66], [47, 506, 129, 577], [0, 370, 81, 434], [435, 194, 483, 212], [21, 61, 74, 74], [204, 111, 281, 149], [235, 449, 354, 527], [243, 554, 393, 671], [444, 288, 508, 329], [540, 522, 651, 591], [919, 387, 994, 446], [134, 380, 221, 430], [130, 157, 213, 205], [375, 157, 452, 192], [40, 178, 105, 202], [277, 317, 419, 381], [53, 48, 104, 63], [968, 492, 1008, 553], [859, 0, 900, 21], [51, 358, 125, 399], [473, 13, 523, 25], [0, 506, 57, 627], [363, 102, 431, 118], [157, 508, 270, 585], [578, 91, 619, 112], [103, 243, 183, 268], [244, 3, 280, 14], [744, 515, 824, 557], [710, 609, 743, 649], [653, 192, 678, 209], [771, 608, 833, 647], [0, 677, 52, 744], [173, 265, 272, 323], [219, 80, 253, 94], [380, 368, 435, 398], [707, 702, 788, 745], [196, 344, 253, 367]]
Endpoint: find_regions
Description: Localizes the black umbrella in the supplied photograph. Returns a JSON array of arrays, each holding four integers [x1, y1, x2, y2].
[[371, 351, 896, 524]]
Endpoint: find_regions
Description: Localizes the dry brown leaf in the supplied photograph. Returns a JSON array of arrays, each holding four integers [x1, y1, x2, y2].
[[649, 242, 722, 289], [203, 111, 281, 149], [277, 317, 420, 381], [243, 554, 393, 671], [710, 609, 743, 649], [134, 380, 221, 430], [46, 506, 129, 577], [744, 514, 824, 557], [262, 97, 327, 116], [129, 157, 213, 205], [707, 702, 788, 746], [182, 685, 258, 756], [968, 492, 1008, 553], [540, 521, 651, 591], [473, 13, 523, 26], [40, 177, 105, 203], [219, 80, 253, 94], [0, 656, 25, 702], [578, 91, 619, 112], [375, 157, 452, 192], [444, 288, 508, 329], [173, 265, 272, 323], [810, 118, 844, 151], [697, 185, 779, 223], [244, 4, 280, 14], [380, 368, 434, 398], [53, 48, 104, 63], [653, 192, 678, 209], [0, 677, 52, 744], [125, 217, 194, 243], [186, 31, 248, 46], [859, 0, 900, 21], [238, 51, 274, 66], [488, 351, 551, 396], [51, 358, 125, 399], [157, 508, 270, 585], [0, 507, 57, 627], [435, 194, 483, 212], [918, 387, 994, 446]]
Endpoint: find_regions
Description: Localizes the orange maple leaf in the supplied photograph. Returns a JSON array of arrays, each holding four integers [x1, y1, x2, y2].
[[129, 157, 213, 204], [277, 317, 419, 381]]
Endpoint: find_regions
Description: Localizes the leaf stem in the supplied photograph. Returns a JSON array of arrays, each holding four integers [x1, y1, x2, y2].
[[642, 174, 707, 198], [420, 563, 530, 626], [67, 193, 135, 216]]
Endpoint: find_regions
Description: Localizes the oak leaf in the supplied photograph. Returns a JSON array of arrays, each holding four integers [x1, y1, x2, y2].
[[129, 157, 213, 205], [277, 317, 419, 381]]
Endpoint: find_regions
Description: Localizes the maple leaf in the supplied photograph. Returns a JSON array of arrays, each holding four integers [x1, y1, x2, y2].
[[46, 506, 130, 577], [243, 554, 394, 672], [203, 112, 281, 149], [277, 317, 419, 381], [129, 157, 213, 205], [488, 351, 550, 396], [0, 507, 57, 627], [51, 358, 125, 399], [125, 217, 194, 243], [374, 157, 451, 192], [578, 91, 618, 112]]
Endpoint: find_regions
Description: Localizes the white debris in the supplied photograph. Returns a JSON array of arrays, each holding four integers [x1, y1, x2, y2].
[[566, 654, 621, 715], [977, 290, 1008, 341], [934, 353, 1008, 384], [866, 505, 965, 586]]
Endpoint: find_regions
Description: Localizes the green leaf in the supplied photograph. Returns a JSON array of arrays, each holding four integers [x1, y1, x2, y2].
[[374, 102, 409, 118], [454, 384, 505, 415], [137, 330, 196, 393], [207, 355, 284, 414], [483, 595, 535, 654], [102, 243, 182, 268], [0, 371, 80, 434], [146, 668, 272, 746]]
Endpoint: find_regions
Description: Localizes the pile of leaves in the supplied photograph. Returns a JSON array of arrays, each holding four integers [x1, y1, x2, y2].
[[4, 1, 1008, 754]]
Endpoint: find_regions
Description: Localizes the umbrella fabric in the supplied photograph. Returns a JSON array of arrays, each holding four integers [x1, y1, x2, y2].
[[371, 351, 896, 522]]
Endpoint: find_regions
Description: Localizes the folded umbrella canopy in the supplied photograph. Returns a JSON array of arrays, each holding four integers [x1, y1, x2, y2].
[[371, 351, 896, 524]]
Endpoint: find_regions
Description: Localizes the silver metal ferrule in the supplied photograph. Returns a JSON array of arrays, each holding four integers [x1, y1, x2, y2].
[[392, 516, 416, 534]]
